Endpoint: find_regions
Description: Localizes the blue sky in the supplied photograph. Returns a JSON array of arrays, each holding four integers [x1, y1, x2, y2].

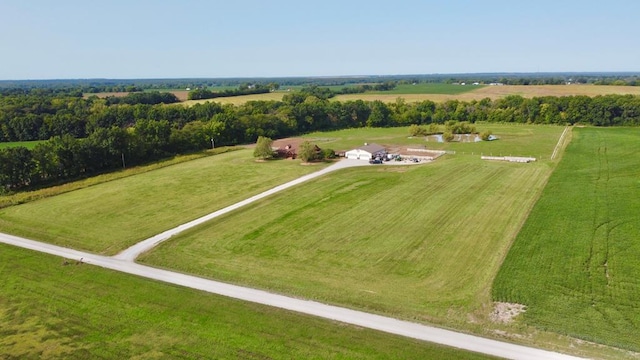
[[1, 0, 639, 79]]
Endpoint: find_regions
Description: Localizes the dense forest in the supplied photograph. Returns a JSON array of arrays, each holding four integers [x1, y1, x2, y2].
[[2, 86, 640, 193]]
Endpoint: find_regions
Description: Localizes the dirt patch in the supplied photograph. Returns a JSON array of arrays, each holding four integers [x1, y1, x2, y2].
[[169, 90, 189, 101], [272, 137, 307, 150], [490, 302, 526, 323], [83, 92, 129, 99]]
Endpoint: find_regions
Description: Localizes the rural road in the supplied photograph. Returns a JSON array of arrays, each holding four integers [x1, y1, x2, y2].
[[0, 231, 586, 360], [114, 159, 372, 261], [1, 158, 588, 359]]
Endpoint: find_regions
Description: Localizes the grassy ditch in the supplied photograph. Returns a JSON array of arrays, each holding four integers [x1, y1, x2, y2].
[[0, 244, 495, 359]]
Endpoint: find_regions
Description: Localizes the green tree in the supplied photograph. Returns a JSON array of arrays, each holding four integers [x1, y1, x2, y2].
[[298, 141, 318, 162], [253, 136, 274, 160]]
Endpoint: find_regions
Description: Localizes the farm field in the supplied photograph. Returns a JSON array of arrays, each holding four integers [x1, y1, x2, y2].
[[0, 149, 232, 209], [334, 84, 640, 103], [176, 84, 640, 106], [179, 92, 285, 106], [369, 83, 484, 95], [0, 244, 494, 360], [492, 127, 640, 351], [0, 149, 328, 255], [140, 155, 553, 326], [0, 140, 45, 150]]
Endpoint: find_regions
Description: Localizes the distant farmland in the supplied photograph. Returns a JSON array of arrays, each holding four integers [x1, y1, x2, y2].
[[493, 127, 640, 351], [334, 84, 640, 103], [176, 84, 640, 105]]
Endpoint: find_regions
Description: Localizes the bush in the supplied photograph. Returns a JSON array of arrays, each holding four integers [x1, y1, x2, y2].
[[321, 148, 336, 159], [409, 124, 428, 137], [480, 130, 493, 141], [443, 130, 454, 142]]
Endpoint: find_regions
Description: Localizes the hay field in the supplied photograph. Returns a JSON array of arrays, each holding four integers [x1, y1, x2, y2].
[[334, 85, 640, 103], [180, 92, 285, 106]]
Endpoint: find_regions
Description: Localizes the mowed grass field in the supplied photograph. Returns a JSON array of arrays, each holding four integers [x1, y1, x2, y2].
[[493, 127, 640, 351], [0, 149, 328, 255], [140, 153, 555, 326], [0, 245, 495, 360], [0, 140, 46, 150], [305, 123, 565, 160]]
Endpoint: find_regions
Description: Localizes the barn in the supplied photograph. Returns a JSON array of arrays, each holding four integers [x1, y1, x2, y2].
[[345, 143, 386, 161]]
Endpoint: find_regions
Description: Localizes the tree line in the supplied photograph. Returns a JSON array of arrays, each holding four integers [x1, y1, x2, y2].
[[2, 91, 640, 192], [187, 85, 271, 100]]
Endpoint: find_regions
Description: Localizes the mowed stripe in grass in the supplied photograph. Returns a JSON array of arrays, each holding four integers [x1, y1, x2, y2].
[[492, 127, 640, 351], [141, 156, 552, 326], [0, 150, 326, 255], [0, 244, 496, 360]]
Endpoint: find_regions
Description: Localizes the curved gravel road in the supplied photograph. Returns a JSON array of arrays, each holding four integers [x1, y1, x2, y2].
[[114, 159, 371, 261]]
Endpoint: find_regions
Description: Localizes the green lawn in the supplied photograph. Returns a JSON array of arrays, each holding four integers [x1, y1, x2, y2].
[[369, 83, 484, 95], [140, 155, 553, 327], [492, 127, 640, 351], [304, 124, 565, 160], [0, 149, 328, 255], [0, 140, 46, 150], [0, 244, 495, 359]]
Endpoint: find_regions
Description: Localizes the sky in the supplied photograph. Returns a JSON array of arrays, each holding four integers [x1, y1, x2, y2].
[[1, 0, 639, 80]]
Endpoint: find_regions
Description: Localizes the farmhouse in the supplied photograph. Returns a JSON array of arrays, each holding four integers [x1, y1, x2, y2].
[[345, 143, 386, 161], [271, 138, 322, 159]]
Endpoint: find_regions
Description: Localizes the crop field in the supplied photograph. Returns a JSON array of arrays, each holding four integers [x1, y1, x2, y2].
[[371, 83, 484, 95], [180, 92, 285, 106], [492, 127, 640, 351], [334, 84, 640, 104], [0, 244, 494, 359], [0, 140, 45, 150], [0, 149, 328, 255], [176, 84, 640, 105], [140, 155, 553, 327]]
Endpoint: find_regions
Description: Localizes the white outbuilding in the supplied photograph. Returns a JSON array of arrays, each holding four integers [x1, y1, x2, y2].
[[345, 143, 386, 161]]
